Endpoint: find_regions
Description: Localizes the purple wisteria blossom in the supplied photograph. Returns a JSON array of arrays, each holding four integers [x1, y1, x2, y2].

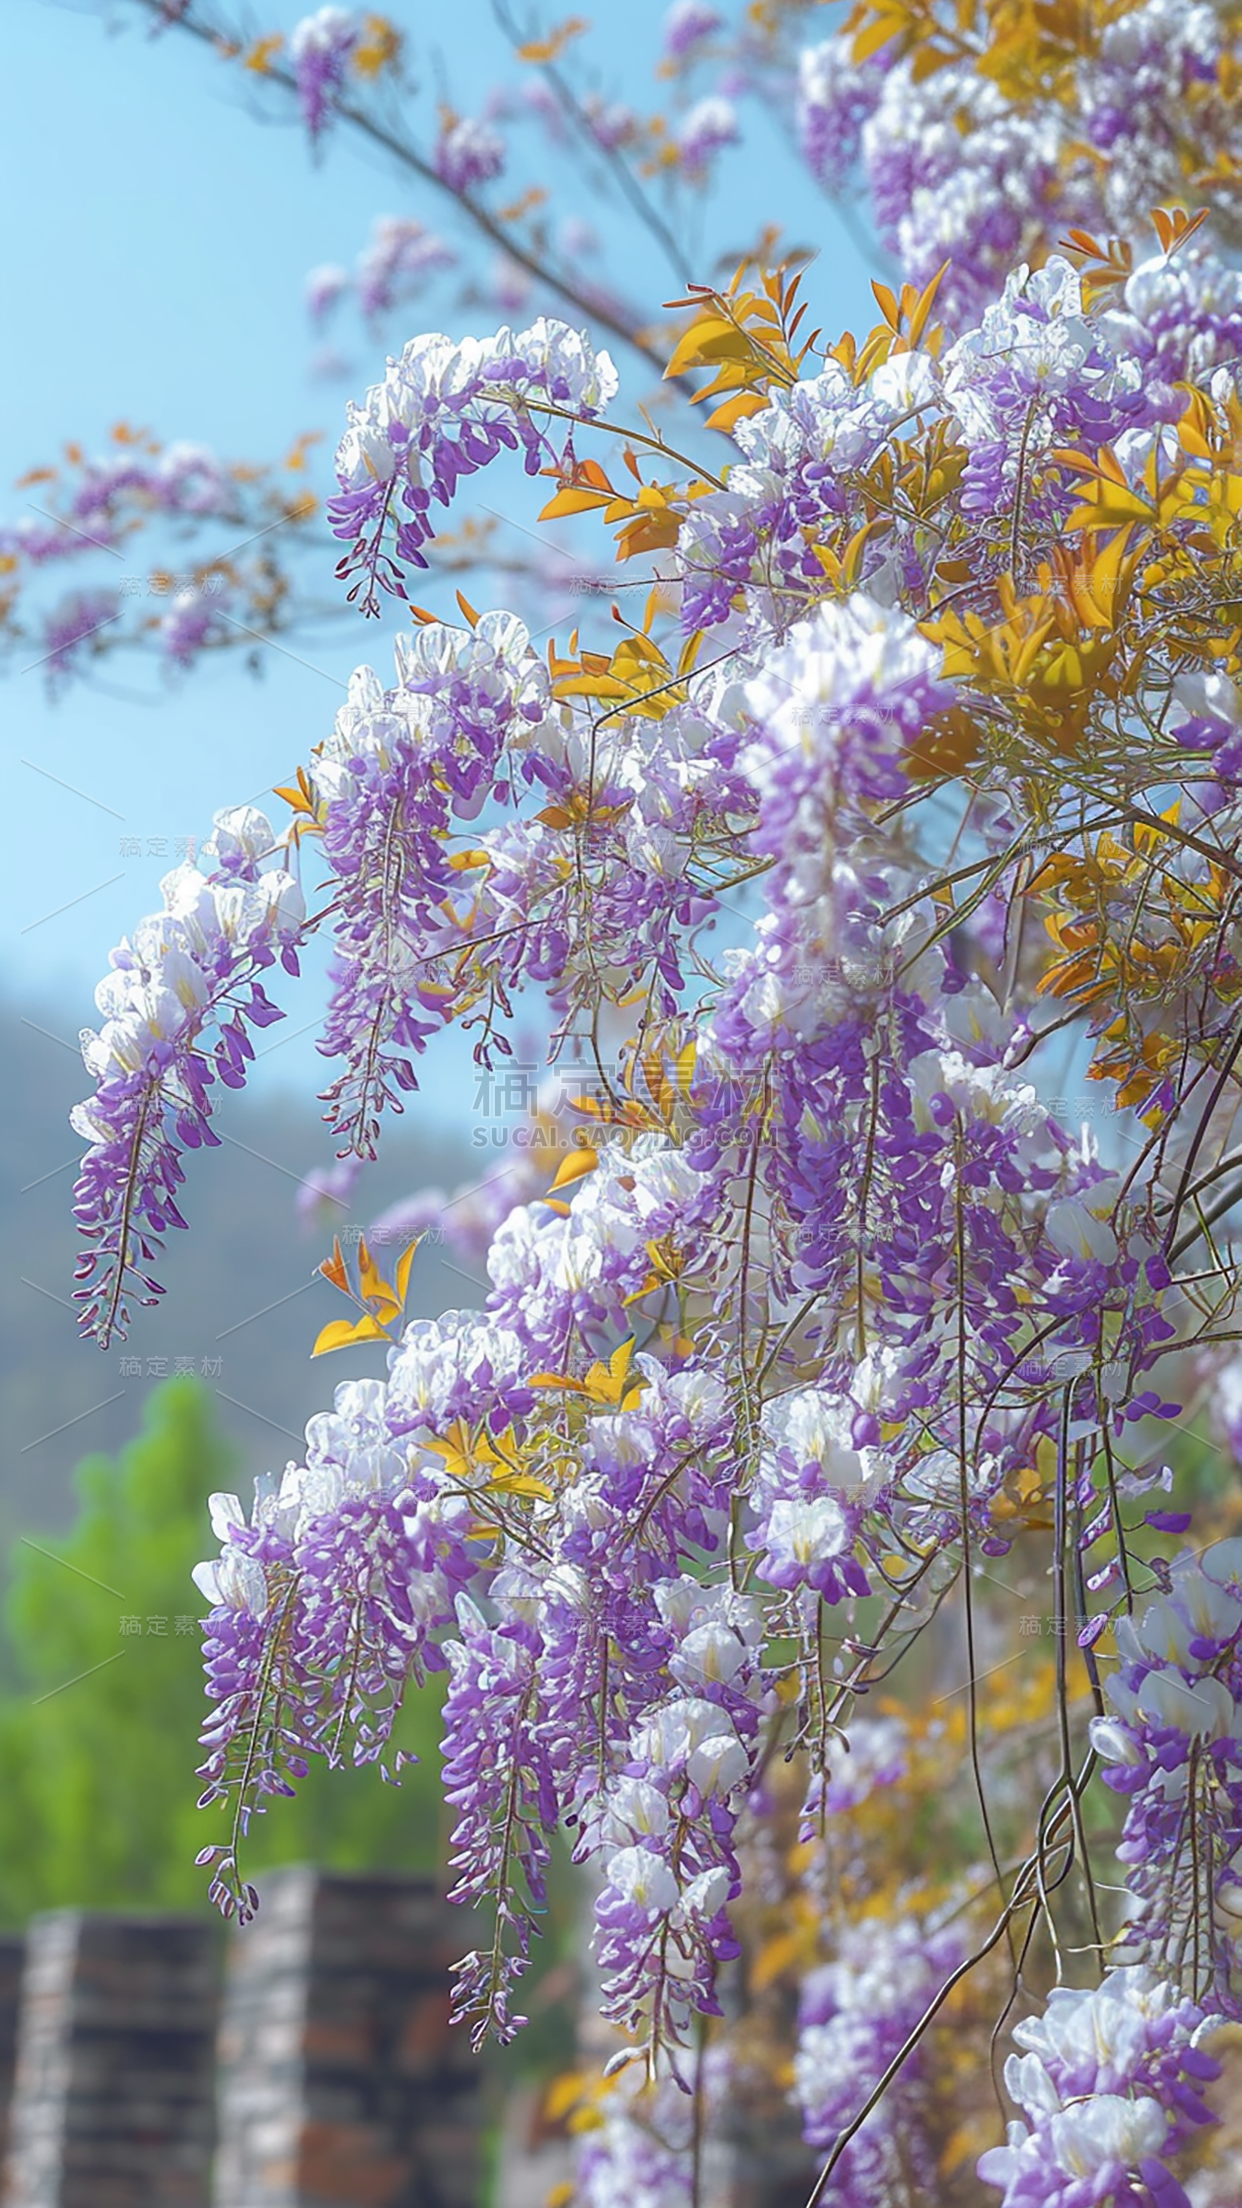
[[434, 115, 507, 195], [795, 1915, 964, 2203], [1089, 1544, 1242, 2017], [794, 0, 1236, 322], [327, 318, 617, 613], [441, 1600, 557, 2045], [311, 612, 555, 1153], [978, 1969, 1222, 2208], [43, 134, 1242, 2155], [72, 809, 304, 1346], [289, 7, 357, 144], [193, 1374, 476, 1919], [662, 2, 722, 62], [673, 96, 738, 179]]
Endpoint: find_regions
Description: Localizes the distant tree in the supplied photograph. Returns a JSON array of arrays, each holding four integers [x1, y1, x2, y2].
[[0, 1377, 446, 1926]]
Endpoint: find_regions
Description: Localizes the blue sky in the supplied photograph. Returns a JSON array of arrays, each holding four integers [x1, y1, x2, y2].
[[4, 0, 874, 1110]]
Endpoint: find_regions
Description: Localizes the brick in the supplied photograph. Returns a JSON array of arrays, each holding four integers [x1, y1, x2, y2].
[[212, 1871, 482, 2208], [0, 1937, 27, 2180], [1, 1914, 219, 2208]]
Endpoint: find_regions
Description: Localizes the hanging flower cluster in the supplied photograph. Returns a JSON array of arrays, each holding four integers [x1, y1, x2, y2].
[[71, 810, 304, 1347], [0, 426, 320, 687], [327, 318, 617, 613], [794, 1914, 965, 2198], [794, 0, 1241, 323], [307, 215, 457, 328], [289, 7, 361, 142], [1090, 1544, 1242, 2019], [977, 1968, 1222, 2207]]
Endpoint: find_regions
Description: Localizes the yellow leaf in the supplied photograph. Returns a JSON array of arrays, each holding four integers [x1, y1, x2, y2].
[[577, 1337, 647, 1405], [351, 15, 402, 75], [851, 14, 905, 59], [909, 39, 958, 79], [703, 389, 772, 431], [676, 631, 704, 680], [751, 1929, 806, 1991], [394, 1238, 422, 1305], [1151, 204, 1208, 259], [544, 2072, 590, 2123], [906, 262, 948, 347], [1065, 491, 1151, 530], [664, 316, 750, 379], [940, 2117, 1000, 2175], [497, 187, 548, 223], [312, 1314, 392, 1357], [424, 1420, 480, 1480], [516, 15, 589, 63], [319, 1237, 349, 1293], [357, 1236, 402, 1318], [244, 34, 283, 72], [607, 1335, 636, 1389], [548, 1144, 598, 1192], [538, 485, 614, 520], [485, 1469, 553, 1499], [1087, 528, 1136, 625]]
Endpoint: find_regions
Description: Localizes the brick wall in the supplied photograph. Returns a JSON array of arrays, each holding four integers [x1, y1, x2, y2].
[[212, 1869, 481, 2208], [0, 1939, 25, 2183], [1, 1914, 219, 2208]]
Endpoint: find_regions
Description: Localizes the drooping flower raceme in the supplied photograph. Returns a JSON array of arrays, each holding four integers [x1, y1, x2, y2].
[[434, 114, 507, 195], [71, 809, 304, 1348], [193, 1372, 476, 1920], [290, 7, 358, 143], [978, 1968, 1222, 2208], [794, 1915, 964, 2205], [1089, 1544, 1242, 2018], [327, 317, 617, 612], [794, 0, 1240, 324]]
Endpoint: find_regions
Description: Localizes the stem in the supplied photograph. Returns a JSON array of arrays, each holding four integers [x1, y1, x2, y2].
[[127, 0, 677, 379], [491, 0, 694, 288]]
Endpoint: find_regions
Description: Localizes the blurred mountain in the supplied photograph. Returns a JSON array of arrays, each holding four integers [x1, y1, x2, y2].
[[1, 996, 485, 1553]]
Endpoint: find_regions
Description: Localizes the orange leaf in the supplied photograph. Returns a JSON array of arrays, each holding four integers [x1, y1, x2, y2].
[[906, 262, 948, 347], [547, 1144, 598, 1192], [357, 1236, 402, 1317], [538, 485, 614, 520], [244, 33, 283, 72], [312, 1314, 392, 1356], [527, 1370, 590, 1394], [516, 14, 589, 62]]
